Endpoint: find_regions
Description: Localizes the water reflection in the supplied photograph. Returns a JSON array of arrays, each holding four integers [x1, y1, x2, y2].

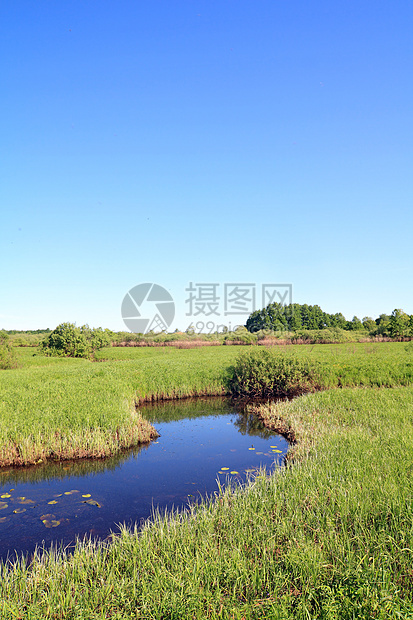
[[140, 396, 239, 423], [0, 444, 149, 487], [143, 397, 274, 440]]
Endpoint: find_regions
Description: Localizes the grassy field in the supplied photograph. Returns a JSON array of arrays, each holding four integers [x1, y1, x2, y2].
[[1, 385, 412, 618], [0, 343, 412, 466], [0, 347, 237, 466]]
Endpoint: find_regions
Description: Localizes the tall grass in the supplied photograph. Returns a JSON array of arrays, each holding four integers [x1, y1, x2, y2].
[[226, 343, 413, 398], [0, 343, 412, 466], [1, 386, 413, 618], [0, 347, 236, 466]]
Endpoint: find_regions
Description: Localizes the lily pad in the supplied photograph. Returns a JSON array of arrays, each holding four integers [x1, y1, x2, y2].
[[230, 471, 239, 475], [42, 519, 61, 528], [48, 500, 58, 505], [1, 494, 11, 499], [0, 502, 8, 510], [82, 499, 101, 508], [81, 494, 91, 498]]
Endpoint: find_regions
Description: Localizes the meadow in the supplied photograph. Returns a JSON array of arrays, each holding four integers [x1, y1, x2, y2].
[[0, 384, 412, 618], [0, 343, 412, 466], [0, 347, 236, 466], [0, 342, 413, 617]]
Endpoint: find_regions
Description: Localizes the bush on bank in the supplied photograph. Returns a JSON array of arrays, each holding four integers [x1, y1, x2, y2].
[[226, 348, 321, 398]]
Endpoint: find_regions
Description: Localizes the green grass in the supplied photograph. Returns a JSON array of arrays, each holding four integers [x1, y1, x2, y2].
[[0, 347, 236, 466], [0, 343, 412, 466], [1, 386, 413, 618]]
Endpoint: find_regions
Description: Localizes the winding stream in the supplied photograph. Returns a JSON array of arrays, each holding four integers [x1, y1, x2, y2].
[[0, 397, 288, 562]]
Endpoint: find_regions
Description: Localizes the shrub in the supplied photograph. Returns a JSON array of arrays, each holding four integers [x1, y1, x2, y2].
[[223, 329, 257, 345], [225, 348, 321, 398], [40, 323, 112, 359], [0, 330, 19, 369]]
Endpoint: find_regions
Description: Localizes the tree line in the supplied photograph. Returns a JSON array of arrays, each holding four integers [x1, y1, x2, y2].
[[245, 303, 413, 338]]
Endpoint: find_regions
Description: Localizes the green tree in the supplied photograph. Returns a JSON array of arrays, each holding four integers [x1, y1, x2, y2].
[[375, 314, 391, 336], [352, 316, 363, 330], [330, 313, 347, 329], [362, 317, 376, 332], [389, 309, 410, 338], [287, 304, 303, 330]]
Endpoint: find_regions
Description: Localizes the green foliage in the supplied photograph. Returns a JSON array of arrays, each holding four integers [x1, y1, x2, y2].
[[362, 316, 376, 332], [8, 333, 44, 347], [245, 303, 413, 340], [346, 315, 364, 330], [245, 302, 369, 333], [0, 331, 19, 370], [389, 308, 410, 338], [223, 326, 258, 345], [226, 348, 321, 398], [40, 323, 112, 358]]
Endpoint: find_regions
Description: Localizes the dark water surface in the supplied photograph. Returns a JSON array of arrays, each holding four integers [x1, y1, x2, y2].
[[0, 398, 288, 562]]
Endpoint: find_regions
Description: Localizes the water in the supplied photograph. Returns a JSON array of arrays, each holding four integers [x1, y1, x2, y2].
[[0, 398, 288, 562]]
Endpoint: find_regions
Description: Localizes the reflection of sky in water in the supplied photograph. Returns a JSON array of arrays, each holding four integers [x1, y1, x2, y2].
[[0, 399, 289, 561]]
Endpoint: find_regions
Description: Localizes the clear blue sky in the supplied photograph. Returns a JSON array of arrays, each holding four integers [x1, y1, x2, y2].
[[1, 0, 412, 332]]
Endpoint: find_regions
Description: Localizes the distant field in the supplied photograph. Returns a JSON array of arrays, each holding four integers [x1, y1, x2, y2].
[[0, 342, 412, 467]]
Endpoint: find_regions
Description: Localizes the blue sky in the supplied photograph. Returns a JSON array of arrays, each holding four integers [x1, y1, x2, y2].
[[1, 0, 412, 332]]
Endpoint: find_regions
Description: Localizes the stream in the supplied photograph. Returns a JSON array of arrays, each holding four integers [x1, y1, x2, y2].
[[0, 397, 288, 562]]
